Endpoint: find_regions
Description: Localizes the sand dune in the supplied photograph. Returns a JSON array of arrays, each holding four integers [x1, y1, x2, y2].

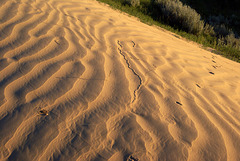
[[0, 0, 240, 160]]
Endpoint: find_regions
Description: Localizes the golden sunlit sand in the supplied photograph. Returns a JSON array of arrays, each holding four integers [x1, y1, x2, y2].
[[0, 0, 240, 160]]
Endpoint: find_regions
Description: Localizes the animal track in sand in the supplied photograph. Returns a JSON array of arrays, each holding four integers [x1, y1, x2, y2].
[[212, 65, 222, 69], [212, 55, 216, 59], [209, 72, 215, 75], [132, 41, 136, 47], [54, 40, 60, 45], [117, 40, 142, 104], [196, 84, 201, 88], [38, 109, 48, 116], [176, 101, 183, 106], [127, 155, 139, 161]]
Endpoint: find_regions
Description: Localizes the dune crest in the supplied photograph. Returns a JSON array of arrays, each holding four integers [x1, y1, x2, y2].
[[1, 0, 240, 160]]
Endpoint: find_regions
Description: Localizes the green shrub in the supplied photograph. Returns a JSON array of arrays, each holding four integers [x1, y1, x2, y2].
[[203, 23, 215, 36], [226, 33, 240, 49], [151, 0, 204, 34], [218, 33, 240, 49], [124, 0, 140, 7]]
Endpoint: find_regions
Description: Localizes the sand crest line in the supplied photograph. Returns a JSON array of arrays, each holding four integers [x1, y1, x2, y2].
[[117, 40, 142, 104], [55, 76, 106, 81]]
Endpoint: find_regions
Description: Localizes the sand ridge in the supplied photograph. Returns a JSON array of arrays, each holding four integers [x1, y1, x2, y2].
[[0, 0, 240, 160]]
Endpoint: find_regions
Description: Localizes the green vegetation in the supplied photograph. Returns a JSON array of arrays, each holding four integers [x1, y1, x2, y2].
[[151, 0, 204, 34], [124, 0, 140, 7], [96, 0, 240, 62]]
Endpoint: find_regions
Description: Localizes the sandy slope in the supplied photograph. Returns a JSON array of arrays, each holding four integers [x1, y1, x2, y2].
[[0, 0, 240, 160]]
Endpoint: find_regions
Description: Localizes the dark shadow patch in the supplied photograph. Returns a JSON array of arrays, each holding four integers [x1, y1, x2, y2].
[[173, 34, 180, 39], [209, 72, 215, 75], [132, 41, 136, 47], [127, 155, 139, 161], [196, 84, 201, 88], [54, 40, 60, 45], [0, 58, 8, 70], [176, 101, 182, 106], [38, 109, 48, 116]]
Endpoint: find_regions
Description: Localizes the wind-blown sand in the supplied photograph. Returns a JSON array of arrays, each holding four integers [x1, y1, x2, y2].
[[0, 0, 240, 160]]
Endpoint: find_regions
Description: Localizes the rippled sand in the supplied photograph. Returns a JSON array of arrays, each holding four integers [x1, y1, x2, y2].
[[1, 0, 240, 160]]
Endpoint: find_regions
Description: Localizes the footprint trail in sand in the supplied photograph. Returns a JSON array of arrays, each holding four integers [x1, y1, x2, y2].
[[117, 40, 142, 104]]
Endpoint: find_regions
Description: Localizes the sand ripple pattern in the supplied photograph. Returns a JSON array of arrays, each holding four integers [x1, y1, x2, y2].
[[0, 0, 240, 160]]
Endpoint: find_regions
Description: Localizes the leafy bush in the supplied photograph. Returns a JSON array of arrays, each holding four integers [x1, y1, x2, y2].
[[226, 33, 240, 49], [218, 33, 240, 49], [203, 23, 215, 36], [124, 0, 140, 7], [214, 24, 231, 37], [151, 0, 204, 34]]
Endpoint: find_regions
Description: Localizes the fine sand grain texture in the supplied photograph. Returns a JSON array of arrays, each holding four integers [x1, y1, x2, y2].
[[1, 0, 240, 160]]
